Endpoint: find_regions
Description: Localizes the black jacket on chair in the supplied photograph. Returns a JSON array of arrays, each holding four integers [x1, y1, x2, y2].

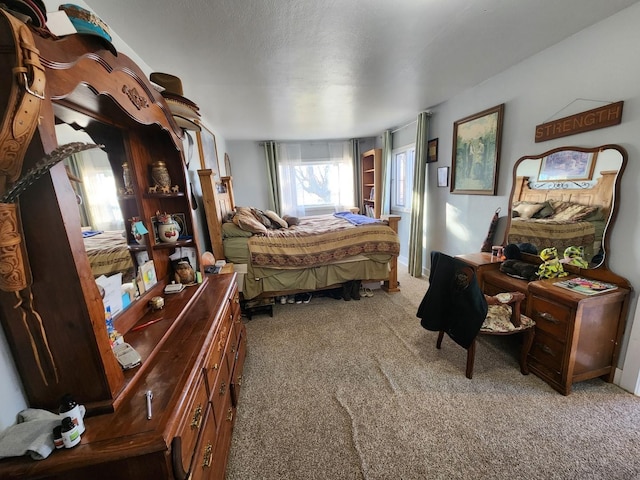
[[417, 251, 488, 349]]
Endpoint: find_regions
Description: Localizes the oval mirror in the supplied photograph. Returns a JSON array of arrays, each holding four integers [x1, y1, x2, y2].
[[504, 144, 626, 269]]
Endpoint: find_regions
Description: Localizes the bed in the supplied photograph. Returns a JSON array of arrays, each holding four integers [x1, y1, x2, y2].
[[507, 171, 615, 261], [82, 230, 135, 279], [199, 173, 401, 300]]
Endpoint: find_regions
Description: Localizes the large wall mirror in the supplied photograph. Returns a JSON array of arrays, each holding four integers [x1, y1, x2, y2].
[[53, 105, 143, 317], [504, 144, 627, 269]]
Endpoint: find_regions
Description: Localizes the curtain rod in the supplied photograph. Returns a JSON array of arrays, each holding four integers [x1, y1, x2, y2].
[[391, 120, 416, 134]]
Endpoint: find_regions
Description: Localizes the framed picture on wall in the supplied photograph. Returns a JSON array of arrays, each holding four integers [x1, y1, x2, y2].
[[195, 121, 221, 177], [538, 150, 597, 181], [427, 138, 438, 163], [451, 104, 504, 195], [437, 167, 449, 187]]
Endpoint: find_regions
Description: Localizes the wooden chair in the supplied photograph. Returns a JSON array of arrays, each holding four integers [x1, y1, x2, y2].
[[436, 291, 536, 379]]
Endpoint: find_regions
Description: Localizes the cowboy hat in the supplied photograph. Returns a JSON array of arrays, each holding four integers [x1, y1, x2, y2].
[[150, 72, 201, 131], [59, 4, 117, 56]]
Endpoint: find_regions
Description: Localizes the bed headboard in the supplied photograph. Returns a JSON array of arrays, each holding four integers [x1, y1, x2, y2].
[[513, 170, 617, 218], [198, 170, 236, 259]]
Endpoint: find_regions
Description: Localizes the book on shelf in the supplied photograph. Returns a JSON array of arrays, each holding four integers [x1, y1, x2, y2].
[[554, 277, 618, 296]]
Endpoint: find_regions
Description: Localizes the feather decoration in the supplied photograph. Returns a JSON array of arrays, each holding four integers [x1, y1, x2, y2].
[[1, 142, 103, 203]]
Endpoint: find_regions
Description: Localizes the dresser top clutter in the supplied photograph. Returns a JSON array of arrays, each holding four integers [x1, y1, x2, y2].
[[0, 6, 246, 479]]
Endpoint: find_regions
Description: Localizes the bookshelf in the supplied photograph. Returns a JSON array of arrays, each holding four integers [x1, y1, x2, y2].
[[361, 148, 382, 218]]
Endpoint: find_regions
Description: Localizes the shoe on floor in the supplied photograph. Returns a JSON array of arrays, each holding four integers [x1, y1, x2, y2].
[[301, 292, 312, 304], [350, 280, 361, 300], [294, 293, 304, 304], [287, 296, 296, 304], [363, 287, 374, 297], [280, 296, 287, 304]]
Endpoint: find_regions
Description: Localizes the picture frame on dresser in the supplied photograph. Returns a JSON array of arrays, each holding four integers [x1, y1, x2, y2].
[[451, 103, 504, 195]]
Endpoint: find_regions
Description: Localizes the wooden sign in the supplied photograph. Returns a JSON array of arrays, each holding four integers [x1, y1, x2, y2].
[[535, 101, 623, 142]]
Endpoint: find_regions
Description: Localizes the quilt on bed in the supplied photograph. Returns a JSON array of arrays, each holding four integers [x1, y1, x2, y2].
[[247, 214, 399, 268], [83, 230, 134, 278], [508, 218, 596, 254]]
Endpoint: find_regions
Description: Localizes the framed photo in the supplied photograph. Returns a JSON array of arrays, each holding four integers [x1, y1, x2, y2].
[[451, 104, 504, 195], [195, 121, 221, 177], [427, 138, 438, 163], [437, 167, 449, 187], [538, 150, 597, 181]]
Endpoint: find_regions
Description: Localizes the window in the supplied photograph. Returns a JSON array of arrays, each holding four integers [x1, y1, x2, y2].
[[391, 145, 415, 213], [278, 141, 354, 217]]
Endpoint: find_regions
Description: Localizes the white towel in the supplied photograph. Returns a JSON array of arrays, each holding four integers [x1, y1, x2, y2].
[[0, 406, 86, 461]]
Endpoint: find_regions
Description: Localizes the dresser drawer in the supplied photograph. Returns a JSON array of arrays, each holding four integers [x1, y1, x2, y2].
[[172, 374, 209, 475], [529, 295, 571, 340], [211, 348, 231, 430], [189, 403, 218, 480], [529, 330, 565, 378], [204, 303, 234, 397]]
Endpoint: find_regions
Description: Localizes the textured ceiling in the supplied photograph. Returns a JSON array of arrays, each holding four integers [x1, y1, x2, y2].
[[83, 0, 639, 141]]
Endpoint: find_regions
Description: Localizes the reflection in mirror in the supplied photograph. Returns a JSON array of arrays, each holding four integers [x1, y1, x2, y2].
[[55, 123, 137, 287], [505, 145, 625, 269]]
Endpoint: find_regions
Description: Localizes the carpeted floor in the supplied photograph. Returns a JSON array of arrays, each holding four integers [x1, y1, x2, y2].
[[226, 271, 640, 480]]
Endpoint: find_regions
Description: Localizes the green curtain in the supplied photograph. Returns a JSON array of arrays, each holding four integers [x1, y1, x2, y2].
[[351, 139, 362, 213], [408, 112, 430, 277], [263, 141, 281, 214], [380, 130, 392, 215]]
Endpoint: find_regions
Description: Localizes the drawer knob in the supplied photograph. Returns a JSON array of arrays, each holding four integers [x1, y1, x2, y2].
[[212, 362, 219, 371], [536, 343, 555, 356], [237, 375, 243, 386], [538, 312, 560, 324], [226, 408, 234, 422], [219, 381, 227, 395], [202, 442, 213, 468], [190, 404, 202, 430]]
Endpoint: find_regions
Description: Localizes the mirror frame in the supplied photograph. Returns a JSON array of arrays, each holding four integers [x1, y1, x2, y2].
[[503, 144, 627, 272]]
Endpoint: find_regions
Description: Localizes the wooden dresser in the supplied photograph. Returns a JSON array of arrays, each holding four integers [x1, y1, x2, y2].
[[0, 21, 246, 479], [458, 254, 630, 395], [0, 274, 246, 479]]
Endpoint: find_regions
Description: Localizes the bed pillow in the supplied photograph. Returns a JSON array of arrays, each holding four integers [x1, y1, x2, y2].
[[282, 215, 299, 227], [532, 201, 554, 219], [552, 203, 599, 221], [233, 211, 268, 234], [222, 222, 254, 238], [264, 210, 288, 229], [581, 207, 605, 222], [512, 202, 545, 219]]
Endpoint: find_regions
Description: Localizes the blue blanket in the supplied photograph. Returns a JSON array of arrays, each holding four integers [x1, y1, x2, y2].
[[334, 211, 382, 226]]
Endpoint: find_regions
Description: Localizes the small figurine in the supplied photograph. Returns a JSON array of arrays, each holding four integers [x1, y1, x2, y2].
[[561, 246, 589, 269], [536, 247, 568, 279]]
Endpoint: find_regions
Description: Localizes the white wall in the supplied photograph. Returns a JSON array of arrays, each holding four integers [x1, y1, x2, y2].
[[424, 3, 640, 391], [225, 141, 270, 208]]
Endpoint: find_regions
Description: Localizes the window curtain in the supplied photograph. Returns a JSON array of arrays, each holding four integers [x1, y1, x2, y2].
[[380, 130, 392, 215], [351, 139, 362, 214], [277, 141, 354, 217], [264, 141, 281, 214], [408, 112, 430, 277], [66, 152, 123, 232]]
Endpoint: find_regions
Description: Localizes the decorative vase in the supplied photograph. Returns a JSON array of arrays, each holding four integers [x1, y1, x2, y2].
[[130, 217, 146, 245], [158, 214, 180, 243], [151, 160, 171, 189], [122, 162, 134, 194]]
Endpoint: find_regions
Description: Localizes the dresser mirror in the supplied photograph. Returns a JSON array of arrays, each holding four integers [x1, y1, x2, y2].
[[54, 112, 142, 316], [504, 144, 626, 269]]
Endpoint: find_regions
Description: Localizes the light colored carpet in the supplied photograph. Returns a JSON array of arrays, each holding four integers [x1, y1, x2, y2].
[[226, 271, 640, 480]]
